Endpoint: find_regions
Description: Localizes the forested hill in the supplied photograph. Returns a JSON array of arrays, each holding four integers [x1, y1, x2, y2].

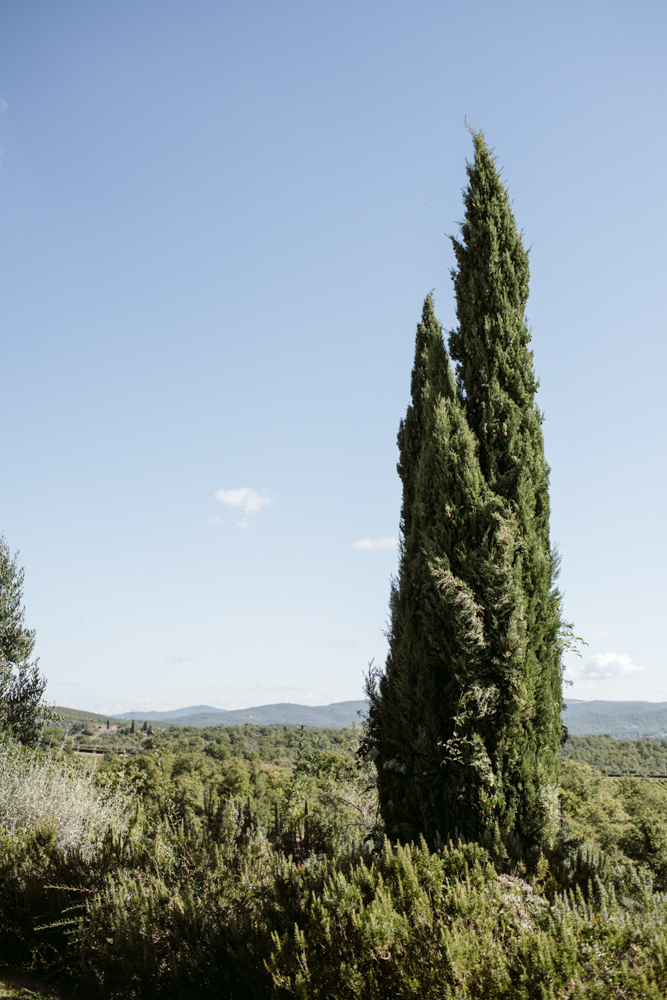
[[561, 734, 667, 773], [54, 699, 667, 736], [564, 701, 667, 739], [115, 700, 369, 729]]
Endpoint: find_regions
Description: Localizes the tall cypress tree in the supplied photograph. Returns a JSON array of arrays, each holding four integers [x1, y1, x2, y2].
[[364, 132, 562, 847]]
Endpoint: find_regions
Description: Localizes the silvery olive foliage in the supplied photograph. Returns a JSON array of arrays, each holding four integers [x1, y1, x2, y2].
[[0, 536, 51, 743]]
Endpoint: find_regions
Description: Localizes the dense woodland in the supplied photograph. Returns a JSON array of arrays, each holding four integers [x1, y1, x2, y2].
[[3, 133, 667, 997]]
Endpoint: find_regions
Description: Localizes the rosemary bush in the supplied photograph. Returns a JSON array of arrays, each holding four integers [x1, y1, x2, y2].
[[2, 736, 667, 997]]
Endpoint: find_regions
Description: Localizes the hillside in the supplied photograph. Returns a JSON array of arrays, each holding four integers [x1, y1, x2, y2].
[[117, 705, 222, 721], [563, 700, 667, 739], [53, 706, 127, 727], [560, 734, 667, 773], [55, 699, 667, 737], [52, 706, 169, 732], [119, 700, 369, 729]]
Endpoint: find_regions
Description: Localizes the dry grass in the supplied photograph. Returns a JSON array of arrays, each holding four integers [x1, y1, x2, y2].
[[0, 738, 129, 855]]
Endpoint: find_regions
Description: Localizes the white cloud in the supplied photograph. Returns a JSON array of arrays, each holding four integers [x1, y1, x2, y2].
[[574, 652, 644, 680], [352, 536, 398, 551], [590, 630, 610, 641], [165, 655, 191, 665], [214, 487, 274, 528], [0, 97, 7, 115]]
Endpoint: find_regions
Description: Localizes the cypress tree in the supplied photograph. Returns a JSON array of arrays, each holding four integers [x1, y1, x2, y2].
[[364, 132, 562, 848]]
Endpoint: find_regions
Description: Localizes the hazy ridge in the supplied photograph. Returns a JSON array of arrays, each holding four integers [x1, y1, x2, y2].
[[51, 700, 667, 737]]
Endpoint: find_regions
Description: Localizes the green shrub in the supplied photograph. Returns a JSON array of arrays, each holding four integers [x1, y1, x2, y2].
[[3, 736, 667, 997], [561, 762, 667, 889], [267, 840, 667, 999]]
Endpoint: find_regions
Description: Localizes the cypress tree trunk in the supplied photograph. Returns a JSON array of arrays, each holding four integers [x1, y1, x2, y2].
[[365, 132, 562, 848]]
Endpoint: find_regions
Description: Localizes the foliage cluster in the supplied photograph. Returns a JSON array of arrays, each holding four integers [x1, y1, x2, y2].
[[93, 723, 377, 850], [560, 761, 667, 889], [365, 132, 562, 848], [561, 736, 667, 774], [0, 539, 50, 745], [2, 734, 667, 997]]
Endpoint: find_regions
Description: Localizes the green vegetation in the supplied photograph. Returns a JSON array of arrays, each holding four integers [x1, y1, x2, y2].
[[53, 706, 130, 728], [0, 538, 51, 744], [4, 137, 666, 996], [365, 131, 561, 848], [94, 723, 374, 846], [0, 970, 63, 999], [2, 729, 667, 997], [560, 761, 667, 890], [561, 734, 667, 774]]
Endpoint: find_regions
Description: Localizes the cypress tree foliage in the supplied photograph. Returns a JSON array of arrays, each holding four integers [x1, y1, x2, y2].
[[364, 132, 562, 848]]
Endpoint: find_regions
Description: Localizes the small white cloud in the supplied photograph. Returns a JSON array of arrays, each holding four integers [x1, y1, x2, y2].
[[576, 652, 644, 680], [590, 630, 610, 641], [352, 537, 398, 551], [215, 487, 274, 527], [216, 487, 273, 514], [0, 97, 7, 115], [165, 655, 191, 665]]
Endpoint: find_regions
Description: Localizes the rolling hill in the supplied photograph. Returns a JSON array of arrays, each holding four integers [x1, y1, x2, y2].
[[54, 699, 667, 738], [563, 701, 667, 739], [118, 700, 369, 729]]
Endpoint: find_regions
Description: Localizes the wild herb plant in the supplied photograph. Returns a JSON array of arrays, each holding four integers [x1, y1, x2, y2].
[[2, 732, 667, 997]]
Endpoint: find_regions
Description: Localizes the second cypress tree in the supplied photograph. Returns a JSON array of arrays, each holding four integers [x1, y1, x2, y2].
[[364, 132, 562, 848]]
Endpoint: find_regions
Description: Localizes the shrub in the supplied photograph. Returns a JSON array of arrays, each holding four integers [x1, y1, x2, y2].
[[0, 737, 129, 855], [3, 736, 667, 998], [267, 839, 667, 999]]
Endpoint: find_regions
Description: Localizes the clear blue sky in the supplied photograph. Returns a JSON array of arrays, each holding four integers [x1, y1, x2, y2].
[[1, 0, 665, 714]]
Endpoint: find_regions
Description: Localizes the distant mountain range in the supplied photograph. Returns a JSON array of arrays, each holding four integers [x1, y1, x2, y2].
[[54, 699, 667, 738], [118, 705, 220, 721], [116, 700, 369, 729]]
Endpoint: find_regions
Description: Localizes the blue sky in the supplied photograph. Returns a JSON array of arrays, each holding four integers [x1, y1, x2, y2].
[[1, 0, 665, 714]]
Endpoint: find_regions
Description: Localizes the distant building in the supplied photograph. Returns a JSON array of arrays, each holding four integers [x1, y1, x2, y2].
[[91, 723, 118, 733]]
